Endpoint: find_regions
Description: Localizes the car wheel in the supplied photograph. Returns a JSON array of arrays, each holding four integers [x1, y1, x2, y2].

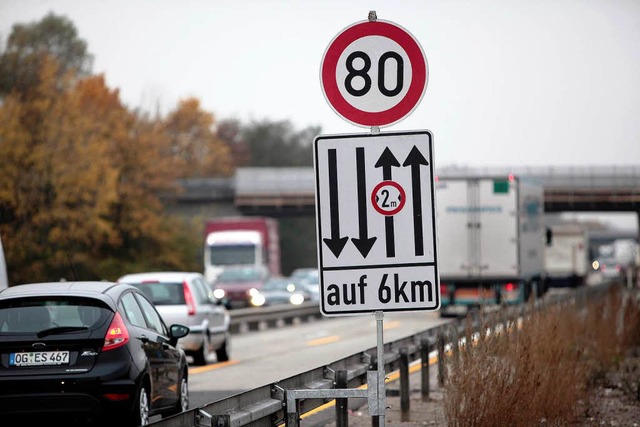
[[166, 369, 189, 416], [216, 335, 230, 362], [192, 335, 209, 366], [125, 383, 150, 426]]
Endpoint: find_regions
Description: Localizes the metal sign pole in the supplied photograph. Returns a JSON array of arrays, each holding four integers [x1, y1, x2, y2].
[[375, 310, 386, 427]]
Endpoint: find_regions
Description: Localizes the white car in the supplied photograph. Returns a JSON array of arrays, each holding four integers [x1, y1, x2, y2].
[[598, 258, 623, 279], [118, 271, 230, 366]]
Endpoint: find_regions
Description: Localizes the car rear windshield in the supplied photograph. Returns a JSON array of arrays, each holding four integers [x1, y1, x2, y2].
[[132, 282, 186, 306], [0, 298, 110, 334], [263, 279, 292, 291]]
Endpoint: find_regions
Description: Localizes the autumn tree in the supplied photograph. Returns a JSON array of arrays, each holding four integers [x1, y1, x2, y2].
[[162, 98, 233, 177], [67, 75, 193, 277], [0, 15, 200, 285], [0, 57, 185, 283], [0, 12, 92, 99], [0, 13, 327, 286], [240, 119, 320, 167], [217, 118, 251, 167]]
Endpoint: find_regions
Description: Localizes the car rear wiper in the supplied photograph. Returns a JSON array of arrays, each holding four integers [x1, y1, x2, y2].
[[37, 326, 89, 338]]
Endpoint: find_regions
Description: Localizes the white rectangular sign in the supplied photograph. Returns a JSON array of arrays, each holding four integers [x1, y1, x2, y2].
[[313, 130, 439, 316]]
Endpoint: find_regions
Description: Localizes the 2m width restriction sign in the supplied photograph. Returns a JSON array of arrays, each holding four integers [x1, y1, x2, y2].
[[320, 18, 428, 128], [314, 130, 440, 316]]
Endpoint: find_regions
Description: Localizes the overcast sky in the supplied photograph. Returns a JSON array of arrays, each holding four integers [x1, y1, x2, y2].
[[1, 0, 639, 170], [2, 0, 638, 232]]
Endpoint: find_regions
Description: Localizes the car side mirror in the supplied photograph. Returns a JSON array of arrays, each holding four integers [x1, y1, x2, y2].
[[170, 324, 189, 339]]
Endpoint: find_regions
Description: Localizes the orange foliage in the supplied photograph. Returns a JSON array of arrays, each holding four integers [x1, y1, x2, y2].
[[162, 98, 233, 178], [0, 15, 229, 284], [0, 59, 197, 283]]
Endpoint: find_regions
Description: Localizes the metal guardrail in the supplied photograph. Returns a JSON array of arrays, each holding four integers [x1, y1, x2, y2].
[[152, 283, 617, 427], [228, 301, 323, 334]]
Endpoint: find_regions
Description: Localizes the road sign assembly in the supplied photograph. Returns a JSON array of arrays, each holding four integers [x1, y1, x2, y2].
[[312, 13, 435, 427], [313, 130, 439, 316]]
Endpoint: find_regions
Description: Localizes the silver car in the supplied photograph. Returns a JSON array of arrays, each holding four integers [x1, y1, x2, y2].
[[291, 268, 320, 302], [118, 271, 230, 366]]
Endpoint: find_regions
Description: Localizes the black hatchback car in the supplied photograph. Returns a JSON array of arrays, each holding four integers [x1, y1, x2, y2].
[[0, 281, 190, 426]]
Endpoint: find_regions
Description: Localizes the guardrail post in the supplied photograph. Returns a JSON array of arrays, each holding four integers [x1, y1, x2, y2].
[[285, 390, 300, 427], [399, 348, 410, 420], [420, 337, 431, 400], [211, 413, 229, 427], [196, 409, 214, 427], [437, 333, 446, 386], [369, 353, 379, 427], [335, 370, 349, 427]]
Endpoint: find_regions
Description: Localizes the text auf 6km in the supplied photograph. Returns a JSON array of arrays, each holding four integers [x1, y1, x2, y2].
[[325, 273, 435, 306]]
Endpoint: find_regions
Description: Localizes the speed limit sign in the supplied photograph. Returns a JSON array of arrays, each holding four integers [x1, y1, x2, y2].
[[320, 17, 428, 128]]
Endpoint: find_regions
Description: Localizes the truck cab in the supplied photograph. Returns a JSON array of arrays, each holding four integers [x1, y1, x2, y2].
[[204, 230, 267, 283]]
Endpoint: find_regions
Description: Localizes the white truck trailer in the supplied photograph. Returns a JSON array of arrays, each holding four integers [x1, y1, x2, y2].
[[436, 176, 548, 317], [544, 223, 590, 288]]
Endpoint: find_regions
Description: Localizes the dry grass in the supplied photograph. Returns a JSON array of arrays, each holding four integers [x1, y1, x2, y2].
[[442, 285, 640, 426]]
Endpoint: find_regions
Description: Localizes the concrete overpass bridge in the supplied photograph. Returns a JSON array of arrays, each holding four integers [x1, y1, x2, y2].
[[170, 165, 640, 225], [165, 165, 640, 274]]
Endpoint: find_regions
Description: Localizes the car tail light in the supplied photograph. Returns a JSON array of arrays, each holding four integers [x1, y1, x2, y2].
[[102, 393, 131, 401], [183, 281, 196, 316], [103, 312, 129, 351], [504, 282, 516, 292]]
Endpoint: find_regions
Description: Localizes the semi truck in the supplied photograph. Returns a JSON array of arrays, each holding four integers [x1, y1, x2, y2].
[[203, 216, 281, 284], [436, 175, 548, 317], [544, 222, 590, 288]]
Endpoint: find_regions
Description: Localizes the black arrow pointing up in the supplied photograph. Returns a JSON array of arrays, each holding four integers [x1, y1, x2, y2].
[[351, 147, 377, 258], [375, 147, 401, 258], [375, 147, 401, 180], [323, 149, 348, 258], [403, 145, 430, 256]]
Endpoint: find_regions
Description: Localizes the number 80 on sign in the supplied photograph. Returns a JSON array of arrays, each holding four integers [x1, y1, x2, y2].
[[320, 18, 428, 128]]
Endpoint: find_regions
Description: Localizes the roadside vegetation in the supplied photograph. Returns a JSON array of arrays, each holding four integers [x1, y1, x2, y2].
[[441, 285, 640, 426], [0, 13, 318, 285]]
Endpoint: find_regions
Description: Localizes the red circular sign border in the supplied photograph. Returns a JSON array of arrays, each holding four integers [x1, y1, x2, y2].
[[321, 20, 427, 127], [371, 180, 407, 216]]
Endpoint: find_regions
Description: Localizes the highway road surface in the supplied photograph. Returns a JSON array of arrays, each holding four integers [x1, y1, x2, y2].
[[187, 309, 449, 407]]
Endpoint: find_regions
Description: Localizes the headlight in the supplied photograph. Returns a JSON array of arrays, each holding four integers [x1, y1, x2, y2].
[[213, 288, 225, 299], [290, 293, 305, 305], [251, 293, 266, 307], [248, 288, 260, 297]]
